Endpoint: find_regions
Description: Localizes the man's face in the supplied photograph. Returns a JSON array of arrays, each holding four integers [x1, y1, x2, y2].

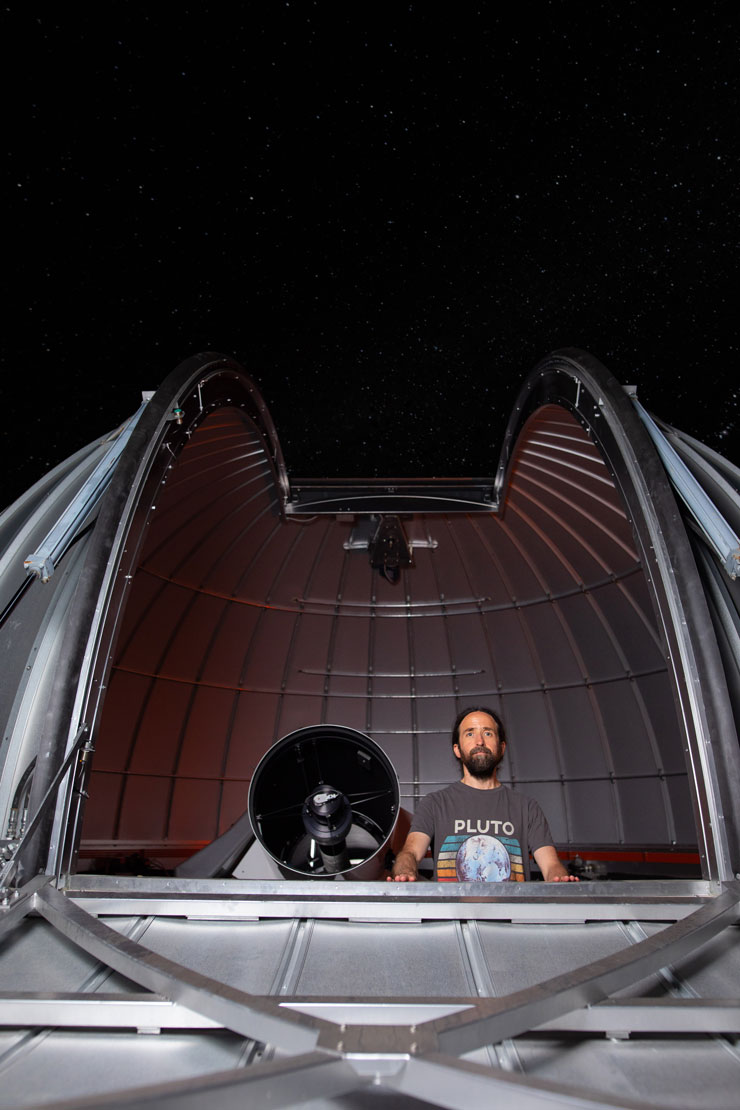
[[454, 712, 505, 779]]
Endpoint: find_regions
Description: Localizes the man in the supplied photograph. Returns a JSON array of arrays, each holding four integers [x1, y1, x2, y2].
[[389, 707, 578, 883]]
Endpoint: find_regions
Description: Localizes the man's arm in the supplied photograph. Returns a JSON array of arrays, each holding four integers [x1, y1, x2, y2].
[[533, 844, 579, 882], [387, 832, 431, 882]]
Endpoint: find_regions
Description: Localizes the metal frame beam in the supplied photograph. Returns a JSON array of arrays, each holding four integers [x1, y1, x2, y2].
[[1, 878, 739, 1109], [39, 1053, 365, 1110], [64, 874, 719, 924], [390, 1052, 658, 1110], [33, 883, 333, 1053], [425, 880, 740, 1056]]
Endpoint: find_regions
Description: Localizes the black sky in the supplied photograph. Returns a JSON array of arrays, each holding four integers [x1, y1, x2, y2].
[[3, 4, 739, 509]]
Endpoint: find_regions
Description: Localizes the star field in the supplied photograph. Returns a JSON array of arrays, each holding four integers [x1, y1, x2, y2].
[[2, 4, 739, 508]]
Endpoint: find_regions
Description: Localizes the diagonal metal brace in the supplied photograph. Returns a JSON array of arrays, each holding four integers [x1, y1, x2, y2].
[[0, 874, 50, 942], [34, 883, 334, 1053], [391, 1050, 659, 1110], [430, 879, 740, 1055], [25, 1052, 367, 1110]]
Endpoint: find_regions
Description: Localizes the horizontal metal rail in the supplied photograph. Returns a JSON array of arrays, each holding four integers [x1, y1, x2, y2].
[[64, 875, 718, 923], [0, 992, 222, 1031], [5, 991, 739, 1037]]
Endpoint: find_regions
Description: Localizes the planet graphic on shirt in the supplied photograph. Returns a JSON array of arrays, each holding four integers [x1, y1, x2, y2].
[[455, 835, 511, 882]]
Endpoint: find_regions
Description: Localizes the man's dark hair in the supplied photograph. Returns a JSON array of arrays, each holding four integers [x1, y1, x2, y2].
[[451, 706, 507, 750]]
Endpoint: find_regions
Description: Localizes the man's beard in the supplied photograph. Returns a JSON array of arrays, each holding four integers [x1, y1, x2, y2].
[[460, 746, 503, 780]]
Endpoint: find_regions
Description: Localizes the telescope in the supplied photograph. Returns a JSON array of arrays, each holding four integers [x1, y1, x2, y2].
[[248, 724, 400, 880]]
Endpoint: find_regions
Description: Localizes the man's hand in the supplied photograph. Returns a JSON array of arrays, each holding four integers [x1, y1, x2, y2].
[[386, 833, 430, 882], [387, 849, 419, 882], [533, 844, 580, 882]]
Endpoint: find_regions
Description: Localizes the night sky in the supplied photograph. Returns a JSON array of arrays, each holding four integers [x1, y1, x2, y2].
[[3, 4, 739, 510]]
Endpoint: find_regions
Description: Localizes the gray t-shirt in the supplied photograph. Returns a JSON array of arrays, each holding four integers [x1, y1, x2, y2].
[[410, 781, 553, 882]]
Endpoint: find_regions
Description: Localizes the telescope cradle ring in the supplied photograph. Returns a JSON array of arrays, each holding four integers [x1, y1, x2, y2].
[[248, 723, 400, 880]]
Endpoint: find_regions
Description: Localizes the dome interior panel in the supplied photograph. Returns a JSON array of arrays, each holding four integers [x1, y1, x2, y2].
[[127, 681, 193, 776], [454, 668, 497, 698], [493, 517, 591, 598], [92, 672, 149, 772], [634, 673, 687, 773], [199, 603, 265, 689], [513, 459, 639, 536], [326, 617, 371, 694], [268, 520, 333, 603], [78, 396, 700, 864], [524, 780, 569, 843], [275, 693, 325, 737], [666, 775, 703, 844], [338, 552, 375, 608], [224, 692, 280, 777], [113, 580, 189, 674], [427, 533, 485, 603], [507, 501, 618, 586], [409, 613, 456, 673], [323, 695, 371, 734], [414, 694, 459, 736], [218, 779, 251, 834], [546, 688, 610, 779], [509, 476, 640, 571], [371, 734, 414, 787], [516, 604, 589, 687], [502, 692, 564, 781], [555, 592, 631, 682], [175, 688, 237, 779], [409, 538, 466, 603], [83, 771, 124, 842], [597, 682, 662, 778], [284, 615, 334, 695], [212, 512, 282, 600], [617, 777, 673, 844], [158, 593, 229, 680], [240, 609, 298, 689], [563, 779, 619, 843], [451, 518, 510, 599], [481, 520, 555, 601], [479, 609, 543, 689], [118, 776, 171, 840], [228, 524, 301, 604], [417, 731, 463, 788], [414, 672, 458, 699], [371, 616, 413, 684], [445, 610, 494, 676], [168, 779, 221, 842], [368, 692, 413, 741], [589, 584, 666, 672], [297, 524, 352, 606]]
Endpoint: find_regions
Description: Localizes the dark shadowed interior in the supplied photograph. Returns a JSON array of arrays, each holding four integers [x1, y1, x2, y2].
[[81, 401, 696, 876]]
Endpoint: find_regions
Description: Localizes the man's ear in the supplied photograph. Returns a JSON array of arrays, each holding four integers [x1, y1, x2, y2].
[[452, 743, 461, 759]]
